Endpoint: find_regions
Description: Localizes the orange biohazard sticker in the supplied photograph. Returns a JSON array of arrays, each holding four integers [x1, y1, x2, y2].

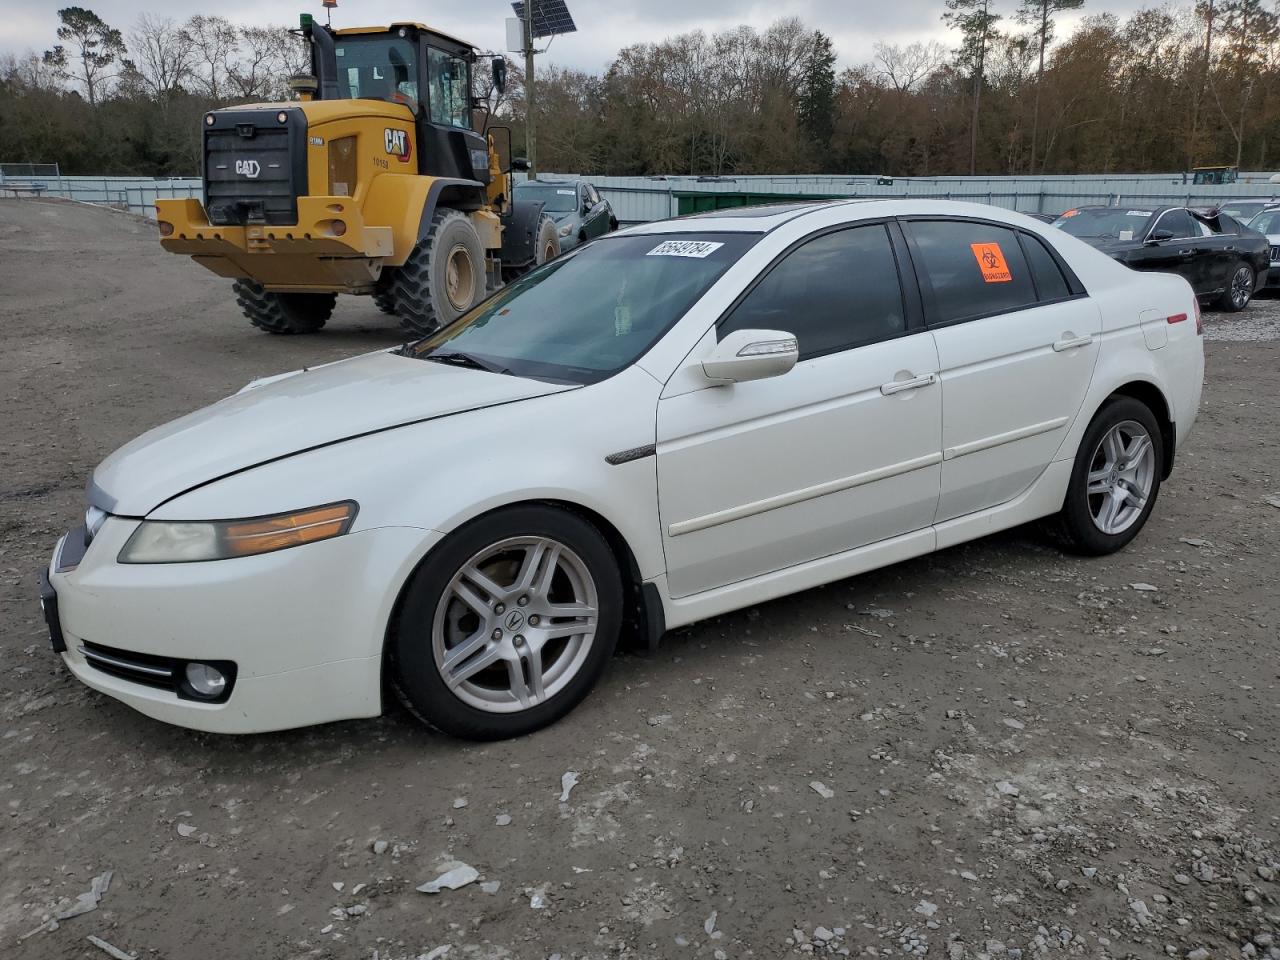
[[970, 242, 1012, 283]]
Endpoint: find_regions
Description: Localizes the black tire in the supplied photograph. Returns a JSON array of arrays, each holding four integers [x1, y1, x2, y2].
[[387, 209, 486, 336], [391, 505, 623, 740], [609, 218, 619, 232], [1054, 396, 1163, 556], [372, 288, 398, 316], [1218, 261, 1255, 312], [534, 214, 560, 265], [232, 280, 334, 334]]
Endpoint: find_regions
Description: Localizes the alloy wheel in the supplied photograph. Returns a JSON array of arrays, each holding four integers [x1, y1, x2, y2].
[[1230, 265, 1253, 309], [1086, 419, 1156, 535], [431, 537, 599, 714]]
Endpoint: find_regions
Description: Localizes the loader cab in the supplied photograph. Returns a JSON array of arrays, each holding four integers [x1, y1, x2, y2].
[[308, 21, 491, 186]]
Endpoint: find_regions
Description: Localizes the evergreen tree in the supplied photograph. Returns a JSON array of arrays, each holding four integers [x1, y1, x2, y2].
[[798, 31, 837, 162], [42, 7, 129, 105], [944, 0, 1001, 175]]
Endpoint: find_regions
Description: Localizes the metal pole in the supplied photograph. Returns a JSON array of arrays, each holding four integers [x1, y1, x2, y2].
[[524, 1, 536, 180]]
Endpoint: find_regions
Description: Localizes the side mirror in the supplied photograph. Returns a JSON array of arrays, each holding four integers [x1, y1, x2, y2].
[[1148, 228, 1175, 243], [702, 329, 798, 384], [491, 57, 507, 95], [511, 157, 531, 172]]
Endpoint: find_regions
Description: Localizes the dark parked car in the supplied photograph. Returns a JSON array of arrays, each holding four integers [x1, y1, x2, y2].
[[1051, 205, 1268, 311], [513, 178, 618, 251]]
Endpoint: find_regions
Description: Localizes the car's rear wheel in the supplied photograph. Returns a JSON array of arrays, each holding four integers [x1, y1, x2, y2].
[[1219, 261, 1255, 312], [1054, 396, 1163, 555], [392, 505, 622, 740]]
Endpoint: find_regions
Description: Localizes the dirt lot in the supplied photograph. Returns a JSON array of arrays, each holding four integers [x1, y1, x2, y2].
[[1, 199, 1277, 960]]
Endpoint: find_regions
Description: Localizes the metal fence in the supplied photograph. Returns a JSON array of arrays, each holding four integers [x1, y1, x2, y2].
[[3, 168, 1280, 225], [0, 172, 201, 216]]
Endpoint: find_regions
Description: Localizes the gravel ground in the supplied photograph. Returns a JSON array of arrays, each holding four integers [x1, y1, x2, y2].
[[1, 199, 1278, 960]]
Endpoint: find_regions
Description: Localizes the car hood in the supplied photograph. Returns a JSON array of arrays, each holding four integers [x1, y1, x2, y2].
[[92, 351, 576, 516]]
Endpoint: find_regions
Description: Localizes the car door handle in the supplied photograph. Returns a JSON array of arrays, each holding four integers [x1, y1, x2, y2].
[[880, 373, 936, 395], [1053, 335, 1094, 352], [1177, 249, 1195, 257]]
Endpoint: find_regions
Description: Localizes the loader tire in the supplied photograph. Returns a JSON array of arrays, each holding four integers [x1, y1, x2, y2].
[[233, 280, 334, 335], [372, 288, 398, 316], [389, 209, 486, 337], [534, 214, 561, 265]]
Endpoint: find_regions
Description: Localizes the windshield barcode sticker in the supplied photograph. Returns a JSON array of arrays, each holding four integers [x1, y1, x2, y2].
[[647, 240, 725, 259], [557, 189, 575, 195]]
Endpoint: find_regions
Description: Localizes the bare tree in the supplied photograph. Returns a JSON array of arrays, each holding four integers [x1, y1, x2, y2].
[[185, 14, 237, 100], [873, 41, 947, 92], [227, 26, 277, 99], [128, 14, 192, 99]]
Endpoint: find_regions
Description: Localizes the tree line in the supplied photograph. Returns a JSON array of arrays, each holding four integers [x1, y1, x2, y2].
[[2, 2, 1279, 179]]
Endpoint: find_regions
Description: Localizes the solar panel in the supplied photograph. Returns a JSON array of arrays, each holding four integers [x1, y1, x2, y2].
[[511, 0, 577, 39]]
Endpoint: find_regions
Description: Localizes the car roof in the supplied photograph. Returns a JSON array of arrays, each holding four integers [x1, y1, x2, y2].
[[518, 178, 587, 187], [622, 199, 875, 235], [622, 198, 1186, 237]]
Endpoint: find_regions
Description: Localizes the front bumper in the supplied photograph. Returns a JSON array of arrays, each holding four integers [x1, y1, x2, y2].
[[1262, 264, 1280, 289], [154, 197, 396, 292], [46, 518, 441, 734]]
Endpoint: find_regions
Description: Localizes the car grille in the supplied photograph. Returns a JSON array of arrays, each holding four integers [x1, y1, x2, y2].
[[80, 641, 179, 691], [204, 108, 306, 226]]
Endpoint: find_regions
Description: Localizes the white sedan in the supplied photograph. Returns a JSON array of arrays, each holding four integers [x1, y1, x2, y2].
[[42, 200, 1204, 739]]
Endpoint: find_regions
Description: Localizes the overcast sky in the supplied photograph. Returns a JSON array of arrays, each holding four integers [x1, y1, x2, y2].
[[4, 0, 1158, 73]]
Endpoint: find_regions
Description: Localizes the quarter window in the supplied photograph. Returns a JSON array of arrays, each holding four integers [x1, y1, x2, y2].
[[719, 224, 906, 359], [906, 220, 1037, 324], [1020, 233, 1071, 302]]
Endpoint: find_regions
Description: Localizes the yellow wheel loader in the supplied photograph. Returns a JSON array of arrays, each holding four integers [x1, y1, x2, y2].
[[155, 15, 559, 335]]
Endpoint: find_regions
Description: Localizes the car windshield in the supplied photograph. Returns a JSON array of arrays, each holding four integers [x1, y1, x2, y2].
[[1248, 209, 1280, 234], [515, 183, 580, 213], [334, 36, 419, 108], [1052, 207, 1153, 240], [406, 233, 758, 384]]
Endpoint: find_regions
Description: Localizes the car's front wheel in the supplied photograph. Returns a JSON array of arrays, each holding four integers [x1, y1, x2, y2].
[[1054, 396, 1163, 555], [392, 505, 622, 740], [1219, 261, 1256, 312]]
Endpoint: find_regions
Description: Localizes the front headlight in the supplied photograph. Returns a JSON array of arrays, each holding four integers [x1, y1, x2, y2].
[[558, 223, 573, 237], [119, 502, 357, 564]]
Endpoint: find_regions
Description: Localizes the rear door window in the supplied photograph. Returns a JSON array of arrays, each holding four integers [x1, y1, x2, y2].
[[719, 224, 907, 359], [904, 220, 1038, 324]]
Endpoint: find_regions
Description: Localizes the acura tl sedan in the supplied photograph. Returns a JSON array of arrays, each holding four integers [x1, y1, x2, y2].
[[1051, 204, 1268, 311], [42, 201, 1204, 740]]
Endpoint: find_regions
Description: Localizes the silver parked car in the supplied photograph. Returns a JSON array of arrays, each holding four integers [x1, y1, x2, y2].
[[514, 179, 618, 251], [1247, 206, 1280, 290]]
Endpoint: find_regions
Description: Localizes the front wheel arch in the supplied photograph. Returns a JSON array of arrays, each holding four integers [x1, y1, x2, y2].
[[379, 498, 650, 699]]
